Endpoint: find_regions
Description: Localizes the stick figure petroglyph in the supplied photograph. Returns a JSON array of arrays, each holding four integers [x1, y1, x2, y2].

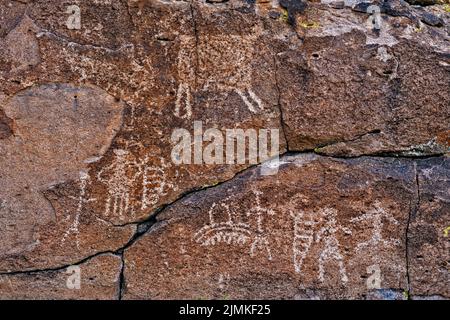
[[176, 33, 264, 119], [290, 207, 351, 284], [62, 171, 96, 248], [247, 190, 276, 261], [97, 149, 143, 220], [315, 208, 352, 284], [350, 201, 400, 251]]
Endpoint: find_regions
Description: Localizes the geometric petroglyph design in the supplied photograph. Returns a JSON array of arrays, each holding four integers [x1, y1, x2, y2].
[[290, 210, 317, 274], [141, 156, 178, 210], [194, 190, 275, 261], [194, 196, 253, 247], [176, 34, 264, 119], [246, 190, 276, 260], [95, 146, 179, 220]]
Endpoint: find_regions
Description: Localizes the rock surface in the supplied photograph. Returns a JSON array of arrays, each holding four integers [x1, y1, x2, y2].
[[0, 254, 122, 300], [123, 154, 415, 299], [0, 0, 448, 299], [409, 158, 449, 298]]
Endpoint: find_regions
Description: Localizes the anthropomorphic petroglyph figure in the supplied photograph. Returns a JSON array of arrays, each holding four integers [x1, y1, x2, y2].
[[315, 208, 352, 283], [290, 210, 319, 273], [350, 201, 400, 251], [141, 157, 178, 209], [247, 190, 276, 260], [194, 197, 252, 246], [176, 33, 264, 118], [62, 171, 96, 248], [97, 149, 142, 220]]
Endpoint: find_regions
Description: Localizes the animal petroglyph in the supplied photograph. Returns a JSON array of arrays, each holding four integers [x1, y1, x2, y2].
[[194, 191, 275, 261], [62, 171, 97, 249], [97, 149, 143, 220], [350, 201, 400, 251], [0, 84, 124, 263], [176, 34, 264, 118]]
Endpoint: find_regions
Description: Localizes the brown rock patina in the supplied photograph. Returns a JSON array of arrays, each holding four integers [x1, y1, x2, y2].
[[0, 0, 448, 299]]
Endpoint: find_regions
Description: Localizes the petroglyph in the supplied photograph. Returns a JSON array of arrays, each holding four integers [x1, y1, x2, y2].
[[315, 208, 352, 284], [350, 201, 400, 251], [176, 34, 264, 118], [290, 210, 318, 273], [246, 190, 275, 260], [194, 190, 275, 261], [194, 197, 252, 247], [97, 149, 143, 220], [62, 171, 97, 249], [175, 83, 192, 120], [0, 84, 123, 266], [141, 157, 178, 210], [290, 207, 351, 284]]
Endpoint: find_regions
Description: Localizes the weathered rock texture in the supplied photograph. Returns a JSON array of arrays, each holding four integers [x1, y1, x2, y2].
[[0, 254, 122, 300], [0, 0, 448, 300]]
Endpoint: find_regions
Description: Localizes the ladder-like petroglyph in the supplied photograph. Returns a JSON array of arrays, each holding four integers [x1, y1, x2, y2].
[[97, 149, 143, 220], [141, 157, 178, 210], [246, 190, 276, 261], [290, 210, 318, 273]]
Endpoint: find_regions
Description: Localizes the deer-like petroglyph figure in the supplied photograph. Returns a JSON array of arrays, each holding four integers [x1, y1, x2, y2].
[[176, 33, 264, 119]]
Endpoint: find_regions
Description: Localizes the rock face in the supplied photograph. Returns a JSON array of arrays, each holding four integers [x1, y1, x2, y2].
[[0, 254, 122, 300], [123, 155, 416, 299], [0, 0, 448, 300], [409, 158, 450, 298]]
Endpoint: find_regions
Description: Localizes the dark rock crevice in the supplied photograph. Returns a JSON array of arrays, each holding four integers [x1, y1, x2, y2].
[[273, 55, 291, 152]]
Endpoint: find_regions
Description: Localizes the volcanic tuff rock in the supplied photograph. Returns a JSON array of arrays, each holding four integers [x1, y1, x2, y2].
[[0, 0, 448, 299]]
